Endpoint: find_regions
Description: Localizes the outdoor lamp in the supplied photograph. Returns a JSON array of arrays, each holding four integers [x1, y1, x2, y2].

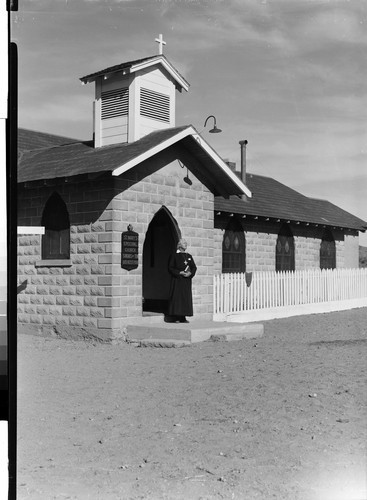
[[204, 115, 222, 133]]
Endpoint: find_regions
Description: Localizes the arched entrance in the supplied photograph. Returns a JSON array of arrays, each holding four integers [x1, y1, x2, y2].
[[142, 207, 180, 313]]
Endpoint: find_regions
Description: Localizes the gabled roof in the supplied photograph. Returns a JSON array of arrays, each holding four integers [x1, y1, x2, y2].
[[215, 173, 367, 232], [80, 55, 189, 92], [19, 128, 364, 231], [18, 128, 78, 154], [17, 127, 251, 198]]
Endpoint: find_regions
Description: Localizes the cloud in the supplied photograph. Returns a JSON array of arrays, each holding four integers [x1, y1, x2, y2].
[[297, 6, 367, 46], [19, 93, 92, 139], [175, 2, 290, 51]]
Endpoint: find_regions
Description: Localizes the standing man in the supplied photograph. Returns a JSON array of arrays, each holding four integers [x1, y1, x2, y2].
[[167, 239, 197, 323]]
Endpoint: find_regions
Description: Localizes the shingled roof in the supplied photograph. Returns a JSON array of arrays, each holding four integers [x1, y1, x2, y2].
[[18, 126, 189, 183], [18, 128, 78, 154], [17, 127, 250, 198], [18, 128, 366, 232], [215, 173, 367, 232]]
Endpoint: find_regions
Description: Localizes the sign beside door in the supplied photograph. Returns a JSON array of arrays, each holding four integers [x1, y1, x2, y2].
[[121, 225, 139, 271]]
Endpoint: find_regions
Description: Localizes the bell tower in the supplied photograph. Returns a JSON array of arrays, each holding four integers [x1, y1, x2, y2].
[[80, 35, 189, 148]]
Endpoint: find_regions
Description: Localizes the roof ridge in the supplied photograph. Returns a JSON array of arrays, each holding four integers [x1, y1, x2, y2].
[[80, 54, 172, 82], [20, 140, 88, 154], [18, 127, 78, 142]]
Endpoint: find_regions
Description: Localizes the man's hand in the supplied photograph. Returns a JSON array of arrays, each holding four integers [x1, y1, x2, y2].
[[180, 270, 191, 278]]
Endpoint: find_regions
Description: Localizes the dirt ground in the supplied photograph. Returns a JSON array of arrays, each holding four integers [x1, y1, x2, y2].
[[17, 309, 367, 500]]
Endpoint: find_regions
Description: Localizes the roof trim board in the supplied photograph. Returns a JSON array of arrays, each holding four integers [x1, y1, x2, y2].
[[80, 55, 189, 92], [129, 57, 189, 92], [111, 128, 191, 177], [189, 133, 252, 198], [111, 126, 252, 198], [174, 141, 233, 198]]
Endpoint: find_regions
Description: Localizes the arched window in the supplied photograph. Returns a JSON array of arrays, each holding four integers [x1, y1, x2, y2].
[[320, 230, 336, 269], [222, 219, 246, 273], [276, 224, 295, 271], [41, 192, 70, 260]]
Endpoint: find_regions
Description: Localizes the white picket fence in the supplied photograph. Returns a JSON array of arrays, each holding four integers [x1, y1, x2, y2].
[[213, 268, 367, 320]]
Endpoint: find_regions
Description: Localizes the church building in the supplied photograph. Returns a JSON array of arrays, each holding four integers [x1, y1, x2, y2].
[[17, 38, 367, 341]]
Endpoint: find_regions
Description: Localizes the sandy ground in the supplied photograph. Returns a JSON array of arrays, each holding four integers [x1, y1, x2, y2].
[[17, 309, 367, 500]]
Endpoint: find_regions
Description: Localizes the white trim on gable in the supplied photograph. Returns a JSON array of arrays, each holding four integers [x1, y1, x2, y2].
[[112, 126, 252, 198], [190, 132, 252, 198], [130, 56, 189, 92], [112, 127, 192, 177]]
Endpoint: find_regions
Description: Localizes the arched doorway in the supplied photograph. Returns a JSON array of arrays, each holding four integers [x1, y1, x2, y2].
[[142, 207, 180, 313]]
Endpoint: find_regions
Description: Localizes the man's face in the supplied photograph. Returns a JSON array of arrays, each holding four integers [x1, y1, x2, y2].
[[179, 240, 187, 251]]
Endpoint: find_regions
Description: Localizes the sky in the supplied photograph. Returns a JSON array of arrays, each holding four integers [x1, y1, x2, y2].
[[10, 0, 367, 244]]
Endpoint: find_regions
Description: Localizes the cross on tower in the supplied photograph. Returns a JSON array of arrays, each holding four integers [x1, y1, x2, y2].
[[155, 34, 166, 55]]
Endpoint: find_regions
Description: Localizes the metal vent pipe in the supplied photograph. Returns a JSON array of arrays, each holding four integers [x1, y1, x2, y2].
[[239, 139, 248, 187]]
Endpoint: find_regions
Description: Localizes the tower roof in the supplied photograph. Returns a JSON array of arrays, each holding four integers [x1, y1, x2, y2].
[[80, 54, 189, 92]]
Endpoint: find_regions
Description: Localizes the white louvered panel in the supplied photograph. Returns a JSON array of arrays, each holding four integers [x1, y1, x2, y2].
[[101, 87, 129, 120], [140, 87, 170, 123]]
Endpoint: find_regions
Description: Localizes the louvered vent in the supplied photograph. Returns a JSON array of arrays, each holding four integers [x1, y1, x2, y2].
[[101, 87, 129, 120], [140, 88, 170, 123]]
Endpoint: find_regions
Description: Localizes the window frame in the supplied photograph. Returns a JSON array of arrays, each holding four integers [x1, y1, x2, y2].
[[275, 224, 295, 272], [40, 192, 71, 262], [320, 229, 336, 270], [222, 218, 246, 274]]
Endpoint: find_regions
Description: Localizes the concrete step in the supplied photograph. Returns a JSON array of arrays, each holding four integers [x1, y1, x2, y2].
[[127, 314, 165, 325], [126, 320, 264, 345]]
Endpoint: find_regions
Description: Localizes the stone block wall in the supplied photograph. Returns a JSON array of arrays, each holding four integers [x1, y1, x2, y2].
[[17, 158, 215, 340], [343, 233, 359, 268], [17, 175, 122, 340], [213, 215, 354, 273], [293, 236, 320, 269], [17, 156, 360, 340], [111, 159, 214, 326], [245, 231, 277, 271], [213, 228, 223, 276]]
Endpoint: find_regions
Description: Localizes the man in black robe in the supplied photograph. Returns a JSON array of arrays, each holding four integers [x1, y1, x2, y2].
[[167, 239, 197, 323]]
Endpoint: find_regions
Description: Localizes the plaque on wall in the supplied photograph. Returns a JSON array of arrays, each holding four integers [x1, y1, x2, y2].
[[121, 226, 139, 271]]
